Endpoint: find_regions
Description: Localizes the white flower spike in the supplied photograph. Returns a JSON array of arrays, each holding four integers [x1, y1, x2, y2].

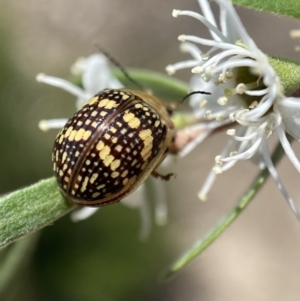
[[37, 54, 168, 236], [167, 0, 300, 220]]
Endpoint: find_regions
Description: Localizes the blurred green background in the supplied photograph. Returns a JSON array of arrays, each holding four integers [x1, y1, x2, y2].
[[1, 1, 300, 300]]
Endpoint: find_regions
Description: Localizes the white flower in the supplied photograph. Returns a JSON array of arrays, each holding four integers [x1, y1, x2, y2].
[[167, 0, 300, 220], [37, 53, 168, 237]]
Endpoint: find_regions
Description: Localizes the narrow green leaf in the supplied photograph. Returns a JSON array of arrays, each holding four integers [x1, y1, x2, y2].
[[233, 0, 300, 20], [0, 178, 75, 249]]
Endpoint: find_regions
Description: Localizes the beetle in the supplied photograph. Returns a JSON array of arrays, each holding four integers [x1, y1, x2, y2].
[[52, 88, 175, 207]]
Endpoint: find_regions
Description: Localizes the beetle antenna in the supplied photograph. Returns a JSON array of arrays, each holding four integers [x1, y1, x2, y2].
[[94, 43, 145, 91], [180, 90, 211, 103], [165, 90, 212, 113]]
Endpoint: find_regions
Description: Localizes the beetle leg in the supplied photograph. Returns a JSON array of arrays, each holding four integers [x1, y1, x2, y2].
[[151, 170, 175, 181]]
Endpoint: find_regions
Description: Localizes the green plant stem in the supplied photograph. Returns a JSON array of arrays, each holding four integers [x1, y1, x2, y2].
[[162, 138, 288, 280]]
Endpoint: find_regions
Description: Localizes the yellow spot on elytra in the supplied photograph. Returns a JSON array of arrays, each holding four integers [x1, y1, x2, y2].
[[139, 129, 151, 140], [123, 112, 141, 128], [100, 111, 108, 117], [121, 170, 128, 177], [129, 117, 140, 128], [111, 171, 120, 178], [97, 184, 105, 189], [92, 192, 100, 198], [96, 141, 105, 151], [139, 129, 153, 161], [105, 100, 118, 109], [74, 183, 79, 189], [59, 170, 63, 177], [68, 130, 77, 141], [122, 94, 129, 100], [83, 130, 92, 140], [110, 127, 117, 133], [90, 173, 98, 184], [77, 121, 83, 126], [75, 128, 85, 141], [75, 129, 91, 141], [121, 128, 127, 134], [104, 133, 111, 140], [123, 112, 134, 123], [62, 152, 67, 163], [88, 97, 98, 105], [77, 175, 82, 181], [155, 120, 160, 127], [99, 145, 111, 160], [91, 121, 98, 128], [53, 162, 56, 171], [64, 176, 70, 183], [111, 137, 118, 143], [63, 164, 68, 171], [123, 178, 128, 185], [110, 159, 121, 171], [141, 144, 153, 161], [65, 126, 73, 138], [85, 119, 91, 125], [98, 98, 110, 107], [58, 134, 64, 144], [75, 151, 80, 157], [135, 103, 143, 109], [81, 177, 89, 192], [115, 145, 122, 152], [91, 111, 97, 117], [116, 122, 122, 127], [103, 155, 114, 166], [71, 190, 75, 195]]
